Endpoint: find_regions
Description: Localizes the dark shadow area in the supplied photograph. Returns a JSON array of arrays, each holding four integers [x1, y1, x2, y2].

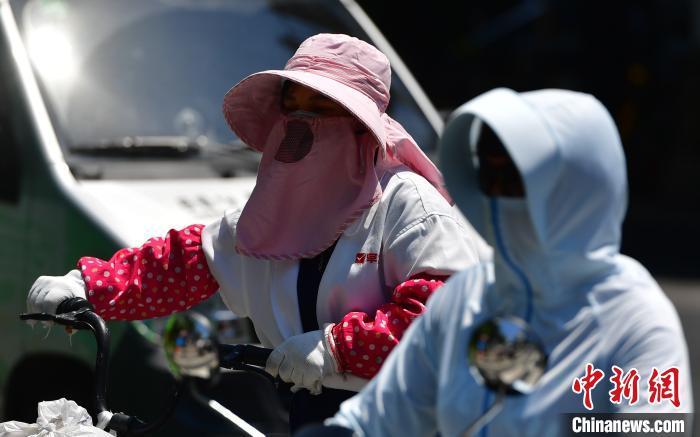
[[358, 0, 700, 277], [4, 354, 94, 422], [107, 327, 289, 436]]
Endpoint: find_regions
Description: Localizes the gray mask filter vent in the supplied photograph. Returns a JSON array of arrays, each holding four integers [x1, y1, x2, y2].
[[275, 120, 314, 163]]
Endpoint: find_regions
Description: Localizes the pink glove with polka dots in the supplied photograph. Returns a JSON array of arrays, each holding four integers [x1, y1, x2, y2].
[[331, 274, 446, 379]]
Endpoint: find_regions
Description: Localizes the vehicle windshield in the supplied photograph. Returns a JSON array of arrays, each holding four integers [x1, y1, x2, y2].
[[11, 0, 436, 179]]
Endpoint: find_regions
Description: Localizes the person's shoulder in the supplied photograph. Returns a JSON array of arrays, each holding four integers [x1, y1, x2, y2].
[[607, 256, 675, 310], [380, 167, 455, 218], [220, 208, 244, 232], [379, 168, 470, 244], [595, 255, 684, 338], [201, 208, 244, 244]]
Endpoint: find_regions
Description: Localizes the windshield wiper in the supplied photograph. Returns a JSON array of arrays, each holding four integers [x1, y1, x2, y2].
[[69, 136, 203, 157], [67, 135, 260, 178]]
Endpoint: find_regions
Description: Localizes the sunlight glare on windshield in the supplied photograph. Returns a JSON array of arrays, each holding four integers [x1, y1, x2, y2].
[[26, 25, 78, 83]]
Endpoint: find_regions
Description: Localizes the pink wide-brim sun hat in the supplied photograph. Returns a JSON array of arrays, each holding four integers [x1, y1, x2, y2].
[[222, 33, 391, 152]]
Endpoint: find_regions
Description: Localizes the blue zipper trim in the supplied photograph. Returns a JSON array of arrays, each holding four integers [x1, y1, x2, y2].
[[480, 390, 492, 437], [489, 198, 534, 323]]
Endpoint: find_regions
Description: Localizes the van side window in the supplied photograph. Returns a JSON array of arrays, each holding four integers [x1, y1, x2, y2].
[[0, 30, 22, 204]]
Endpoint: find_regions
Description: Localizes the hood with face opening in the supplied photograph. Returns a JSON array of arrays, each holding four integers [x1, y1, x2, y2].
[[439, 88, 627, 317]]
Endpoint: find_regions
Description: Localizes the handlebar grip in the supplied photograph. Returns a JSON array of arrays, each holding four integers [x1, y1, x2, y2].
[[240, 344, 272, 367], [56, 297, 94, 314], [218, 344, 272, 369]]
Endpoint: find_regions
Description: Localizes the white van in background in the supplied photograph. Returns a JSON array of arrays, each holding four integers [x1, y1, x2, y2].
[[0, 0, 442, 434]]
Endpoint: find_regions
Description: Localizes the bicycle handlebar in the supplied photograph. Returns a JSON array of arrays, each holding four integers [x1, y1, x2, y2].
[[218, 343, 273, 383], [57, 297, 96, 314], [218, 344, 272, 369], [19, 298, 274, 435], [20, 298, 111, 414]]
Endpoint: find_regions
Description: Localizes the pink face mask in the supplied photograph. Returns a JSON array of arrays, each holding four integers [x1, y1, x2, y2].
[[235, 114, 382, 260]]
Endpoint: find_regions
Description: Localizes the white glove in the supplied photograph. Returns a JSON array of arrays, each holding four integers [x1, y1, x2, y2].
[[27, 270, 87, 315], [266, 324, 342, 395]]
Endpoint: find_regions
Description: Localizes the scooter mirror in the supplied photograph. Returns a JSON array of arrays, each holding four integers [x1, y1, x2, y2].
[[162, 312, 220, 380], [468, 316, 546, 395]]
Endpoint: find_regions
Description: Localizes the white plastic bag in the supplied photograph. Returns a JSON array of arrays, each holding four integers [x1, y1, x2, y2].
[[0, 398, 112, 436]]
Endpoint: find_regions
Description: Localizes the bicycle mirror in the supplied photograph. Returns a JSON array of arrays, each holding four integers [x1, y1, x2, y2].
[[162, 311, 220, 380], [468, 316, 547, 395]]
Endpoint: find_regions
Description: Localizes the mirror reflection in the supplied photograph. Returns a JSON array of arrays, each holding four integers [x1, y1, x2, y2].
[[162, 312, 219, 380], [468, 316, 547, 395]]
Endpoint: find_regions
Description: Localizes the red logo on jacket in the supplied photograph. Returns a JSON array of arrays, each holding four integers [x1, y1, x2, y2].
[[355, 252, 378, 264]]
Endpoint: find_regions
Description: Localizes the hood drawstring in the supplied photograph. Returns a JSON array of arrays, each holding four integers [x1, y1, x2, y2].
[[489, 198, 534, 323]]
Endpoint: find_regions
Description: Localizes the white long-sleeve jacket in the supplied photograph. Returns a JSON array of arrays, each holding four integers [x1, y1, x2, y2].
[[202, 164, 480, 348]]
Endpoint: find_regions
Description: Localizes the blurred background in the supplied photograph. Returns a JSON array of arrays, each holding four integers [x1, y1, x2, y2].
[[0, 0, 697, 435], [356, 0, 700, 278]]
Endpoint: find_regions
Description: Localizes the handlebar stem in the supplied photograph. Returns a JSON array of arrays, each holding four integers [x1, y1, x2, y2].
[[79, 311, 110, 415]]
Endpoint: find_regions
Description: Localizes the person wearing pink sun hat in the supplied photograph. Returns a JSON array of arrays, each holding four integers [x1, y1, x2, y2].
[[27, 33, 483, 429]]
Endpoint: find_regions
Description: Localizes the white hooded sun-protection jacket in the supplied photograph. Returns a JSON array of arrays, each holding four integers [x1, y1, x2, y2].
[[330, 88, 692, 436]]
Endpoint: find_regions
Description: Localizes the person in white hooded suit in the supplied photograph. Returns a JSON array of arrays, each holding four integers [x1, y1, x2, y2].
[[326, 88, 693, 436]]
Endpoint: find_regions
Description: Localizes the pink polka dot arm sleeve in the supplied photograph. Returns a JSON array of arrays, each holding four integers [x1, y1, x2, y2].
[[330, 273, 447, 378], [76, 224, 219, 321]]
